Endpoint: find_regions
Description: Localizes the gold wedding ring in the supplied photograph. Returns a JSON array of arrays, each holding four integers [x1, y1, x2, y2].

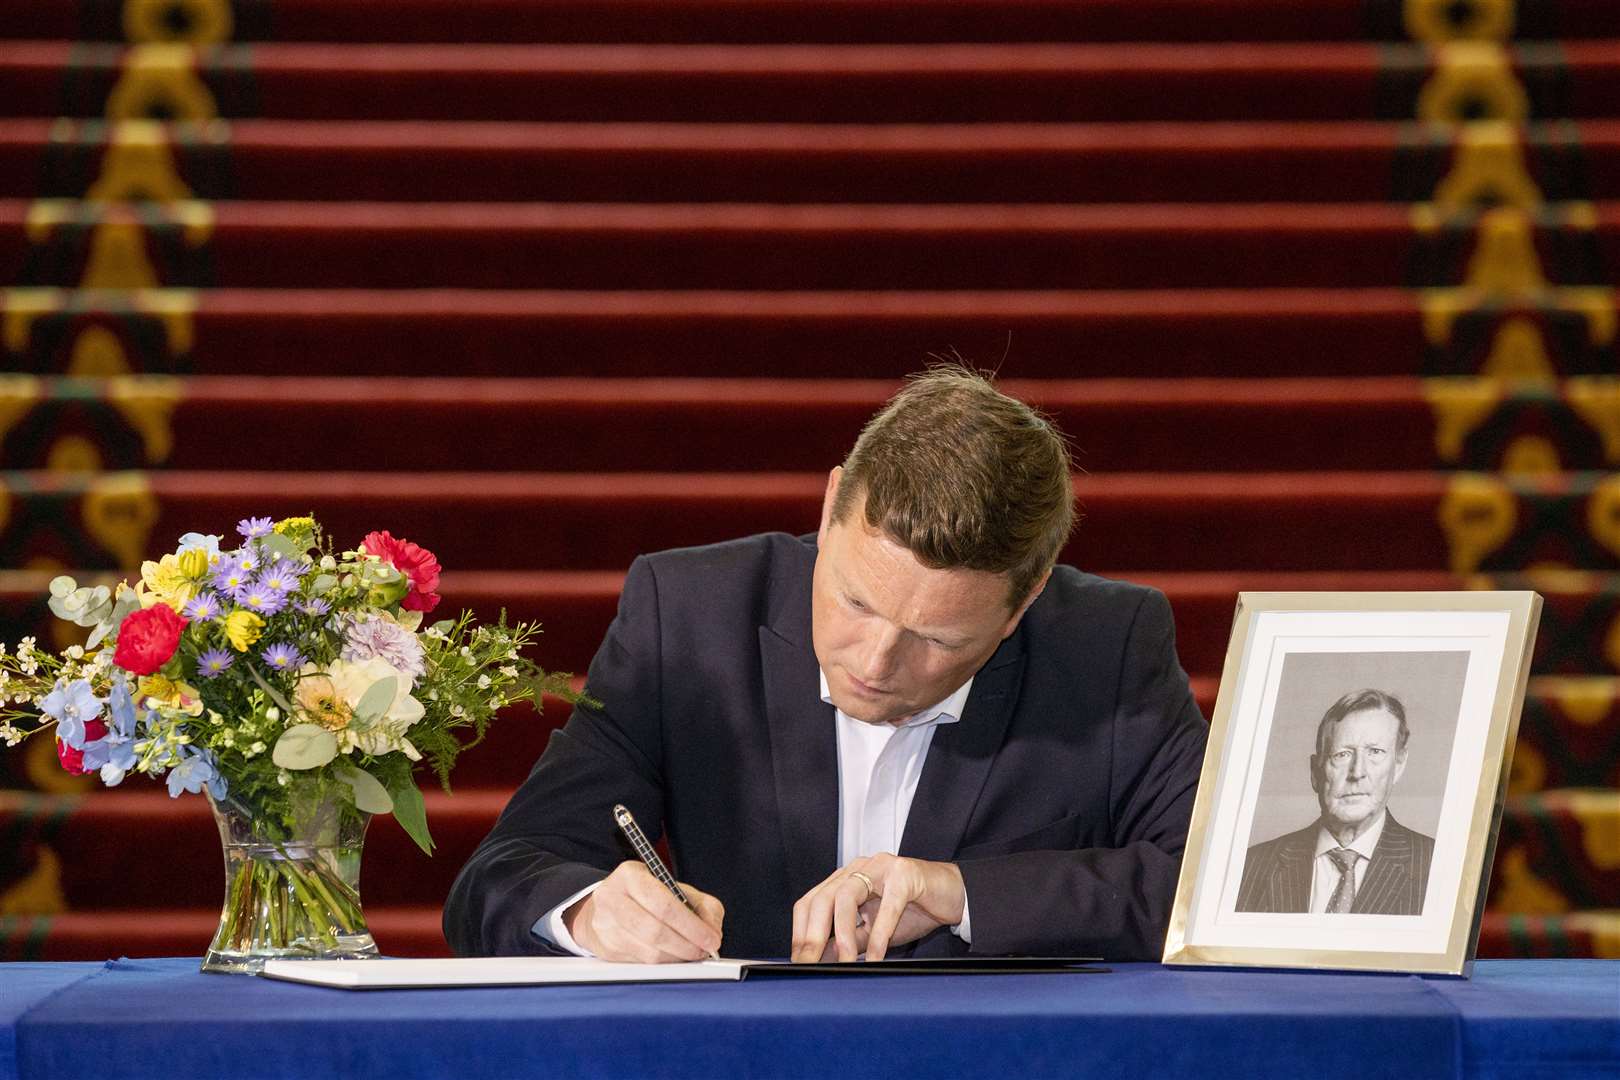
[[849, 870, 875, 901]]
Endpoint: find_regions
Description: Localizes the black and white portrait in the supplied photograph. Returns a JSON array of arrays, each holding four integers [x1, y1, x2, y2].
[[1234, 651, 1468, 918]]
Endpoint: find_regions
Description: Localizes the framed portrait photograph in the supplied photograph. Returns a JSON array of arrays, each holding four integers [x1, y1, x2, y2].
[[1162, 592, 1541, 976]]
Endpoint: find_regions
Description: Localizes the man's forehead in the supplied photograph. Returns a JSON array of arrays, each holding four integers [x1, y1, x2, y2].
[[826, 517, 1011, 629], [1324, 708, 1402, 744]]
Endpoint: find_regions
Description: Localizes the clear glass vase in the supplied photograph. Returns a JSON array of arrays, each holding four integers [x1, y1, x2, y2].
[[201, 783, 378, 975]]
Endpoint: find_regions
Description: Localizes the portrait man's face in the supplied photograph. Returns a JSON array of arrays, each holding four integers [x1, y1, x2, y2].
[[1310, 707, 1408, 834], [811, 469, 1037, 725]]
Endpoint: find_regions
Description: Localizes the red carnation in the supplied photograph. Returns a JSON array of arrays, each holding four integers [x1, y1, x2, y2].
[[57, 720, 108, 775], [360, 530, 442, 613], [113, 604, 189, 675]]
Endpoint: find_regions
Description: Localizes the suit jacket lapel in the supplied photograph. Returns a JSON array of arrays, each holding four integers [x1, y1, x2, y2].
[[1355, 815, 1412, 915], [898, 633, 1025, 862], [759, 560, 839, 904], [1271, 828, 1315, 913]]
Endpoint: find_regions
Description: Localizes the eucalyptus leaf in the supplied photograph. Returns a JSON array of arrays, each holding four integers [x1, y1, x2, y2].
[[259, 532, 302, 563], [271, 724, 338, 770], [386, 773, 434, 856], [48, 576, 76, 599], [429, 620, 456, 636], [354, 676, 397, 724], [335, 764, 393, 814]]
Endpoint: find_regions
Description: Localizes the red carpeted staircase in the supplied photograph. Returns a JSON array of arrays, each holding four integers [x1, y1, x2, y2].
[[1, 0, 1617, 963]]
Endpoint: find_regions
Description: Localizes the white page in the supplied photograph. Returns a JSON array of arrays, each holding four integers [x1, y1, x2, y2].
[[259, 955, 754, 990]]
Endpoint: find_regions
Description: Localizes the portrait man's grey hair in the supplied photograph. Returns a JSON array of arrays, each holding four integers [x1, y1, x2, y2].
[[1234, 652, 1468, 916]]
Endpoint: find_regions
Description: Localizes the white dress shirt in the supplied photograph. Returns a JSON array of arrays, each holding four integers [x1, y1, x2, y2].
[[534, 671, 975, 955], [1309, 810, 1387, 914]]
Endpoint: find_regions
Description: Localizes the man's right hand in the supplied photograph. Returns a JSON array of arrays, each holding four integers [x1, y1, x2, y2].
[[563, 861, 724, 963]]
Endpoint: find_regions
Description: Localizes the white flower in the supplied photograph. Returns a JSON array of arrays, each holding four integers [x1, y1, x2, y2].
[[499, 665, 518, 678], [476, 674, 491, 689], [340, 614, 426, 684], [319, 657, 425, 761]]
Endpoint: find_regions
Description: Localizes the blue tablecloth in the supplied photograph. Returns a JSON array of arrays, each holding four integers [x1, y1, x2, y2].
[[1, 958, 1615, 1079]]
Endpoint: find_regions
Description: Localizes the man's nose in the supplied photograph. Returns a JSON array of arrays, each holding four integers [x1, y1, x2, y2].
[[855, 624, 903, 682], [1345, 751, 1366, 778]]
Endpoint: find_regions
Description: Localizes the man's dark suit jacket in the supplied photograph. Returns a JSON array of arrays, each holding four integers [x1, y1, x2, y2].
[[1234, 813, 1434, 915], [443, 532, 1208, 961]]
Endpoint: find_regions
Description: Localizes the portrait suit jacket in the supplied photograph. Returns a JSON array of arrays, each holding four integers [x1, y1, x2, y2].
[[444, 532, 1208, 961], [1233, 813, 1435, 915]]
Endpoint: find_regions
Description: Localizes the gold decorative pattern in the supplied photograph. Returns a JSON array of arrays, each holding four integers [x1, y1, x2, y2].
[[1423, 376, 1504, 461], [1566, 378, 1620, 463], [1500, 434, 1560, 475], [85, 120, 197, 204], [0, 375, 43, 448], [1464, 207, 1547, 294], [1567, 913, 1620, 959], [1507, 740, 1547, 795], [1432, 122, 1544, 211], [24, 737, 94, 793], [1438, 472, 1517, 573], [1417, 288, 1617, 351], [135, 289, 199, 356], [1490, 846, 1569, 914], [47, 436, 104, 473], [1538, 676, 1620, 726], [3, 288, 63, 356], [106, 44, 220, 124], [67, 325, 133, 377], [1564, 791, 1620, 871], [1404, 0, 1515, 44], [82, 220, 161, 290], [1418, 43, 1528, 125], [0, 846, 67, 916], [1588, 474, 1620, 561], [123, 0, 233, 46], [81, 472, 159, 571], [108, 376, 184, 463], [1480, 316, 1558, 382]]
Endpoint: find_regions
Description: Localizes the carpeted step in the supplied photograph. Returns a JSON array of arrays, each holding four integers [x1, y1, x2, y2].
[[9, 201, 1617, 290], [7, 42, 1620, 123], [7, 1, 1619, 46], [8, 287, 1617, 379], [0, 468, 1559, 574], [5, 119, 1616, 203], [3, 787, 1614, 923], [11, 374, 1620, 474]]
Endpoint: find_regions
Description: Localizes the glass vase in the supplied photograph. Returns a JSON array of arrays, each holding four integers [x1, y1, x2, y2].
[[201, 783, 378, 974]]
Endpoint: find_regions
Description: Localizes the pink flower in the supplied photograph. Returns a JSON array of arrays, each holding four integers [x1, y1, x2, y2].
[[113, 605, 189, 676], [360, 531, 442, 613], [57, 720, 108, 775]]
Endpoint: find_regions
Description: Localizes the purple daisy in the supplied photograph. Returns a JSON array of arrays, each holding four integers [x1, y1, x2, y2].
[[258, 559, 304, 594], [236, 582, 287, 616], [298, 597, 331, 617], [184, 593, 223, 621], [211, 554, 251, 595], [237, 517, 274, 539], [197, 649, 233, 678], [261, 642, 305, 672]]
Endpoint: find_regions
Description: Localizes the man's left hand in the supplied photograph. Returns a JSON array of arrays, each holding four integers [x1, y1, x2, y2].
[[790, 853, 965, 962]]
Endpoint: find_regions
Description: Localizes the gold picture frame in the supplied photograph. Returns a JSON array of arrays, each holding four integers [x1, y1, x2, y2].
[[1163, 591, 1541, 976]]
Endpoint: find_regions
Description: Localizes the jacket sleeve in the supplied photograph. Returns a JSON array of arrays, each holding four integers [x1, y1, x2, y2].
[[442, 555, 668, 956], [954, 588, 1208, 960]]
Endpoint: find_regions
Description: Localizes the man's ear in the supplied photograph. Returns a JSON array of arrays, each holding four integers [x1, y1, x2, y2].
[[817, 466, 843, 546], [1309, 756, 1324, 795], [1001, 568, 1051, 639], [1392, 747, 1408, 785]]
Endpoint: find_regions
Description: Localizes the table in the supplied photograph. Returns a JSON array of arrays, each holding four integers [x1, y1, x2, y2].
[[2, 958, 1615, 1079]]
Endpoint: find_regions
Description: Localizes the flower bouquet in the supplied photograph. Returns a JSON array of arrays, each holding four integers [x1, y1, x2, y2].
[[0, 515, 580, 974]]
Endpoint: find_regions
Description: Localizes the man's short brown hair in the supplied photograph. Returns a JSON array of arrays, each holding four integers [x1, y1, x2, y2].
[[831, 366, 1075, 607]]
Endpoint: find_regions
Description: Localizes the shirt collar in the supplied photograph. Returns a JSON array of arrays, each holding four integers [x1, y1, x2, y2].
[[818, 669, 972, 729], [1315, 809, 1388, 861]]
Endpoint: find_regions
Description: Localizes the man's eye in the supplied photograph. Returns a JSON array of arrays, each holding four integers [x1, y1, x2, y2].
[[1367, 748, 1386, 758], [1331, 750, 1352, 762]]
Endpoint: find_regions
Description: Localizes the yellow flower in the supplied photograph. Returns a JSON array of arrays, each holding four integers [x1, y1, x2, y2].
[[224, 610, 266, 652], [295, 673, 352, 732], [175, 548, 212, 581], [140, 553, 200, 611], [273, 516, 317, 547], [138, 675, 205, 716]]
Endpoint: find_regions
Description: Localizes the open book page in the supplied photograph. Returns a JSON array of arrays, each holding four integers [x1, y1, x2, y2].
[[260, 956, 751, 989]]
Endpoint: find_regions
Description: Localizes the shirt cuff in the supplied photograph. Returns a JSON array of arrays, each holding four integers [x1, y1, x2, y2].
[[531, 880, 603, 957], [948, 892, 972, 945]]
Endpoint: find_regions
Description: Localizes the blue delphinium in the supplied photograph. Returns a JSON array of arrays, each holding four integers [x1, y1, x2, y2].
[[40, 678, 104, 749], [166, 746, 227, 799], [197, 649, 234, 678], [81, 675, 141, 786], [261, 643, 305, 672], [176, 532, 223, 558]]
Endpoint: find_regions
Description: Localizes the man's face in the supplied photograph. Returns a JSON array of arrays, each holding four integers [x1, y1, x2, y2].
[[1311, 707, 1408, 832], [811, 470, 1040, 725]]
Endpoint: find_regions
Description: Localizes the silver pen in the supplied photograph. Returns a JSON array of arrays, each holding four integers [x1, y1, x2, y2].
[[612, 803, 718, 959]]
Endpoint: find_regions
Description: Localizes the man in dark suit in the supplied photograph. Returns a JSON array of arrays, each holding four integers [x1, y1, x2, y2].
[[1236, 689, 1434, 915], [445, 368, 1208, 962]]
